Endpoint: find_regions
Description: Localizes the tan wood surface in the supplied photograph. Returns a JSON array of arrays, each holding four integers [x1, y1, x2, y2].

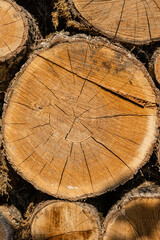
[[0, 0, 40, 98], [0, 0, 26, 60], [154, 55, 160, 85], [3, 35, 158, 199], [69, 0, 160, 44], [31, 201, 100, 240], [149, 48, 160, 86], [102, 190, 160, 240]]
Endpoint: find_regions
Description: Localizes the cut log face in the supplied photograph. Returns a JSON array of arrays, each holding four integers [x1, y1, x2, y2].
[[0, 0, 27, 60], [0, 0, 40, 98], [68, 0, 160, 44], [102, 185, 160, 240], [149, 48, 160, 86], [2, 35, 158, 199], [31, 201, 100, 240], [154, 55, 160, 85]]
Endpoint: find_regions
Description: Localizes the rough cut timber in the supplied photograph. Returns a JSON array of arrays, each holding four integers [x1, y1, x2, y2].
[[0, 205, 22, 240], [0, 0, 40, 98], [102, 183, 160, 240], [67, 0, 160, 45], [149, 48, 160, 86], [30, 201, 101, 240], [2, 34, 159, 200]]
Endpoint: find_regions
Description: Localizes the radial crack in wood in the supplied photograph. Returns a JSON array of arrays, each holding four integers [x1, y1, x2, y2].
[[30, 201, 101, 240], [0, 0, 41, 98], [2, 35, 159, 200], [102, 183, 160, 240], [68, 0, 160, 44]]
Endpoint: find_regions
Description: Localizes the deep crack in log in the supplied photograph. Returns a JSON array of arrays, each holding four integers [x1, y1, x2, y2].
[[2, 35, 158, 200]]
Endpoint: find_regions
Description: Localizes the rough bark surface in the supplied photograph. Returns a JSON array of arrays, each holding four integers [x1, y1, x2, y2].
[[30, 200, 101, 240], [0, 205, 22, 240], [0, 0, 41, 98], [2, 34, 159, 200], [102, 182, 160, 240], [67, 0, 160, 45]]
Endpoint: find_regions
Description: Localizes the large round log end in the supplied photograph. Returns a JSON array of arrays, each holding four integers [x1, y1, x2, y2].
[[2, 35, 159, 199]]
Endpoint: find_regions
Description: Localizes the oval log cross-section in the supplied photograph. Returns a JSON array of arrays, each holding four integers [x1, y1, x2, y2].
[[68, 0, 160, 44], [102, 184, 160, 240], [0, 0, 40, 98], [2, 35, 158, 200], [31, 201, 100, 240]]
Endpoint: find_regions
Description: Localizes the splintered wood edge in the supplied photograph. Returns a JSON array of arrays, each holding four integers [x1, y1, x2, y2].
[[67, 0, 160, 45], [0, 0, 40, 63], [2, 34, 159, 200], [30, 200, 101, 240], [102, 182, 160, 239]]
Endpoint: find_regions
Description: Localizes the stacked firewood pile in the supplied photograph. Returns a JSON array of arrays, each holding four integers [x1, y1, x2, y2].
[[0, 0, 160, 239]]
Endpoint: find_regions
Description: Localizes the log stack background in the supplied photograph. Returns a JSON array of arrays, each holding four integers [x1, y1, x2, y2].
[[0, 0, 160, 239]]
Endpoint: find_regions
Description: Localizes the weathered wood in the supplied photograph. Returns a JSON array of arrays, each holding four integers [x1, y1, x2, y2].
[[102, 182, 160, 240], [67, 0, 160, 45], [30, 200, 101, 240], [0, 0, 41, 98], [149, 48, 160, 86], [0, 205, 22, 240], [2, 34, 159, 200]]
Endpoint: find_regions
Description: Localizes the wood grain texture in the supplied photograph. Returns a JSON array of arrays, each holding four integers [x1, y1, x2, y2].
[[0, 0, 26, 60], [0, 0, 40, 98], [31, 201, 100, 240], [2, 35, 159, 200], [102, 183, 160, 240], [149, 48, 160, 86], [68, 0, 160, 44]]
